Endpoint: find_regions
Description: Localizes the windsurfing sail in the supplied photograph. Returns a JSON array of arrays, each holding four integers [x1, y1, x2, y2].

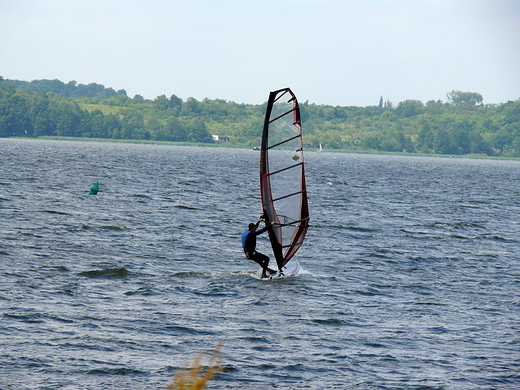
[[260, 88, 309, 270]]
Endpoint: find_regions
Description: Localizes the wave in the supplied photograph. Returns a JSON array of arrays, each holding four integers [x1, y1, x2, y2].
[[41, 209, 70, 215], [77, 267, 130, 279]]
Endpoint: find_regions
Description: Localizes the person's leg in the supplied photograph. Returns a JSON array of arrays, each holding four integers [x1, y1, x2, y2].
[[259, 254, 277, 274], [253, 251, 270, 277]]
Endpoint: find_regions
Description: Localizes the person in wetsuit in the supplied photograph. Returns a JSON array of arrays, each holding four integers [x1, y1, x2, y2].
[[242, 217, 276, 278]]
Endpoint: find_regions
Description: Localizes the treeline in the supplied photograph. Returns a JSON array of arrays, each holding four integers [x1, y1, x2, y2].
[[1, 77, 520, 156], [5, 79, 127, 99], [0, 78, 214, 142], [304, 93, 520, 157]]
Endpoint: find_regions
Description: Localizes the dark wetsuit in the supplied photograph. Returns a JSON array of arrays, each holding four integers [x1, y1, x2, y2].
[[242, 221, 272, 277]]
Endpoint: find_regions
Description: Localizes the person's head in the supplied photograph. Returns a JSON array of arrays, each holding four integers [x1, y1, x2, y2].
[[248, 222, 256, 231]]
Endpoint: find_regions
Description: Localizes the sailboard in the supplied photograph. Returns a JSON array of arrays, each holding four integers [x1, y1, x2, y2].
[[260, 87, 309, 275]]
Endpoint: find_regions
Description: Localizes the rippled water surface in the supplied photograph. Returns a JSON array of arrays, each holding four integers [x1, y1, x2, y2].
[[1, 138, 519, 389]]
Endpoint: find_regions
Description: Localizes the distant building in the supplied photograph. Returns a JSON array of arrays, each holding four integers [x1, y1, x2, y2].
[[212, 135, 230, 142]]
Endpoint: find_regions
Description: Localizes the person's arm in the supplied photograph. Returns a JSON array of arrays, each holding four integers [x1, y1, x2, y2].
[[255, 220, 273, 235]]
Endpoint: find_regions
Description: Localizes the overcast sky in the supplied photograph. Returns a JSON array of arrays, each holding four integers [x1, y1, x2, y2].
[[1, 0, 519, 106]]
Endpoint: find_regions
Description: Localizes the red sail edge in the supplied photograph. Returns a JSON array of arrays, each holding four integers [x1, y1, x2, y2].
[[260, 88, 309, 270]]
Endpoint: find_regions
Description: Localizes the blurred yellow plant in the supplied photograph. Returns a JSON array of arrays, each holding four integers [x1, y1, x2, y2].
[[167, 342, 224, 390]]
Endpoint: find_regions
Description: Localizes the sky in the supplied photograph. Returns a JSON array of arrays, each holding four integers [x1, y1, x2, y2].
[[1, 0, 519, 107]]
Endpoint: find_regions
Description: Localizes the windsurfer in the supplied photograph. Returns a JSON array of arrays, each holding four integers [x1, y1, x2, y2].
[[242, 217, 276, 278]]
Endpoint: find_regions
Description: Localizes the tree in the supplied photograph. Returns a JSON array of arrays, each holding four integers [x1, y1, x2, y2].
[[186, 118, 213, 143], [147, 117, 163, 139], [105, 114, 122, 138], [154, 94, 182, 115], [182, 97, 201, 115], [449, 119, 473, 154], [501, 99, 520, 124], [169, 94, 182, 109], [0, 93, 32, 136], [509, 134, 520, 157], [393, 131, 415, 152], [121, 111, 147, 139], [434, 129, 456, 154], [425, 100, 445, 115], [164, 117, 187, 141], [51, 100, 84, 137], [384, 100, 394, 109], [154, 94, 170, 111], [28, 93, 54, 136], [446, 90, 483, 107], [417, 120, 436, 152], [395, 99, 425, 117], [4, 78, 127, 98], [88, 110, 110, 138], [356, 131, 382, 150]]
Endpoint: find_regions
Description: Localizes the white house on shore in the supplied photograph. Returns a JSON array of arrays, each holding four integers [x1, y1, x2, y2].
[[212, 135, 231, 142]]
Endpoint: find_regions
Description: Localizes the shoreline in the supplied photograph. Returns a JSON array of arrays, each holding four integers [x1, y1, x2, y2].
[[5, 136, 520, 161]]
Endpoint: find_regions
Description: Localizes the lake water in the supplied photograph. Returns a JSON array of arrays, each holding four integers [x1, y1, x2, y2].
[[1, 138, 519, 389]]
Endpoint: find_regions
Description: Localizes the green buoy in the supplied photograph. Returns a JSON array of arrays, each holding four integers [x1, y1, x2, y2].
[[89, 181, 100, 195]]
